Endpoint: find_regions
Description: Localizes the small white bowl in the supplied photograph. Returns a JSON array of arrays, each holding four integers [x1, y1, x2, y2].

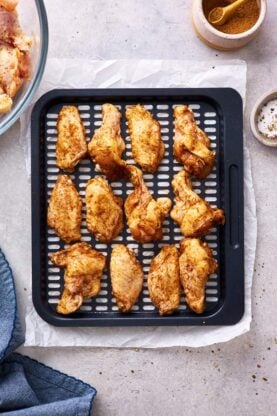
[[250, 90, 277, 147], [192, 0, 267, 51]]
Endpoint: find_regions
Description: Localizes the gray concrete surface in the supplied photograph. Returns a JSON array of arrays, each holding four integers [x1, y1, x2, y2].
[[0, 0, 276, 415]]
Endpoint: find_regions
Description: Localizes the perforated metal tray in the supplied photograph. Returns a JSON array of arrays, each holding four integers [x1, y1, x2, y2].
[[31, 88, 244, 326]]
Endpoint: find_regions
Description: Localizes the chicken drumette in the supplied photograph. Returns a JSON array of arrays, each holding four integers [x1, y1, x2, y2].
[[171, 170, 225, 237], [47, 175, 82, 243], [148, 245, 180, 316], [86, 177, 124, 242], [110, 244, 144, 312], [126, 104, 164, 173], [88, 103, 129, 181], [179, 238, 217, 314], [173, 105, 215, 178], [56, 106, 87, 172], [51, 242, 106, 315], [125, 166, 172, 243]]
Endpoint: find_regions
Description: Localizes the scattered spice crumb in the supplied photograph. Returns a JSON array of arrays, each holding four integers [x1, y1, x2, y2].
[[252, 375, 256, 379], [131, 370, 135, 374], [262, 377, 268, 382], [99, 372, 102, 375], [257, 364, 261, 368]]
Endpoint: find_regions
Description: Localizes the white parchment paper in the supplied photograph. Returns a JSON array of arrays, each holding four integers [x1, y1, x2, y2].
[[23, 59, 257, 348]]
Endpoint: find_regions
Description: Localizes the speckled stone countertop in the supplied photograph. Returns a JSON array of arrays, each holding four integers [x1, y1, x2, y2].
[[0, 1, 276, 415]]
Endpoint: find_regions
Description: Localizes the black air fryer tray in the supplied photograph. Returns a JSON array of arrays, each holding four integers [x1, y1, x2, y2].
[[31, 88, 244, 326]]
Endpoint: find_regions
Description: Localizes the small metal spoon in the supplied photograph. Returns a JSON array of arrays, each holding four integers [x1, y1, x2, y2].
[[208, 0, 249, 26]]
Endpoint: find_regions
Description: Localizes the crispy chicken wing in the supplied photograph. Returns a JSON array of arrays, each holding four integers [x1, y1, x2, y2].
[[173, 105, 215, 178], [125, 166, 172, 243], [179, 238, 217, 314], [47, 175, 82, 243], [126, 104, 164, 173], [51, 242, 106, 315], [171, 170, 225, 237], [88, 103, 129, 181], [56, 106, 87, 172], [148, 245, 180, 316], [110, 244, 144, 312], [86, 177, 124, 242]]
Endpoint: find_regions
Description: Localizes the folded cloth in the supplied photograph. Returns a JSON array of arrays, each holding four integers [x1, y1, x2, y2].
[[0, 249, 97, 415]]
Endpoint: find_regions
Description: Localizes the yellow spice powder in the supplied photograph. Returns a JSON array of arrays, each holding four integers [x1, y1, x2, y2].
[[203, 0, 260, 34]]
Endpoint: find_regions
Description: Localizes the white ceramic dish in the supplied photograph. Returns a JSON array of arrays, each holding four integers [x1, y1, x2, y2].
[[250, 89, 277, 147], [192, 0, 267, 51]]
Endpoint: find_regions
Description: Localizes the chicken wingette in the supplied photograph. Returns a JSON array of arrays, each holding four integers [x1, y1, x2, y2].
[[173, 105, 215, 178], [179, 238, 217, 314], [88, 103, 129, 181], [126, 104, 164, 173], [51, 242, 106, 315], [148, 245, 180, 316], [47, 175, 82, 243], [0, 43, 29, 113], [86, 177, 124, 242], [171, 169, 225, 237], [56, 106, 87, 172], [110, 244, 144, 312], [125, 166, 172, 243]]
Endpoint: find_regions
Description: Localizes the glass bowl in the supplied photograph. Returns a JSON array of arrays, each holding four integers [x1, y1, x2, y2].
[[0, 0, 48, 135]]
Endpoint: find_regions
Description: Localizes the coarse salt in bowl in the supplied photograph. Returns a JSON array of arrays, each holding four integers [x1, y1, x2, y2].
[[250, 90, 277, 147]]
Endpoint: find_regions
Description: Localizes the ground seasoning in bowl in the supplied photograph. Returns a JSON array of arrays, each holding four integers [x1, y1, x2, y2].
[[203, 0, 260, 34]]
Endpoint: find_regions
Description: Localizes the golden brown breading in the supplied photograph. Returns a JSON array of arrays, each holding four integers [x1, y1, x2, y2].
[[173, 105, 215, 178], [148, 245, 180, 316], [88, 103, 129, 181], [47, 175, 82, 243], [179, 238, 218, 314], [171, 170, 225, 237], [110, 244, 144, 312], [56, 106, 87, 172], [126, 104, 164, 173], [50, 241, 92, 266], [85, 177, 124, 242], [125, 166, 172, 243], [50, 242, 106, 315]]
